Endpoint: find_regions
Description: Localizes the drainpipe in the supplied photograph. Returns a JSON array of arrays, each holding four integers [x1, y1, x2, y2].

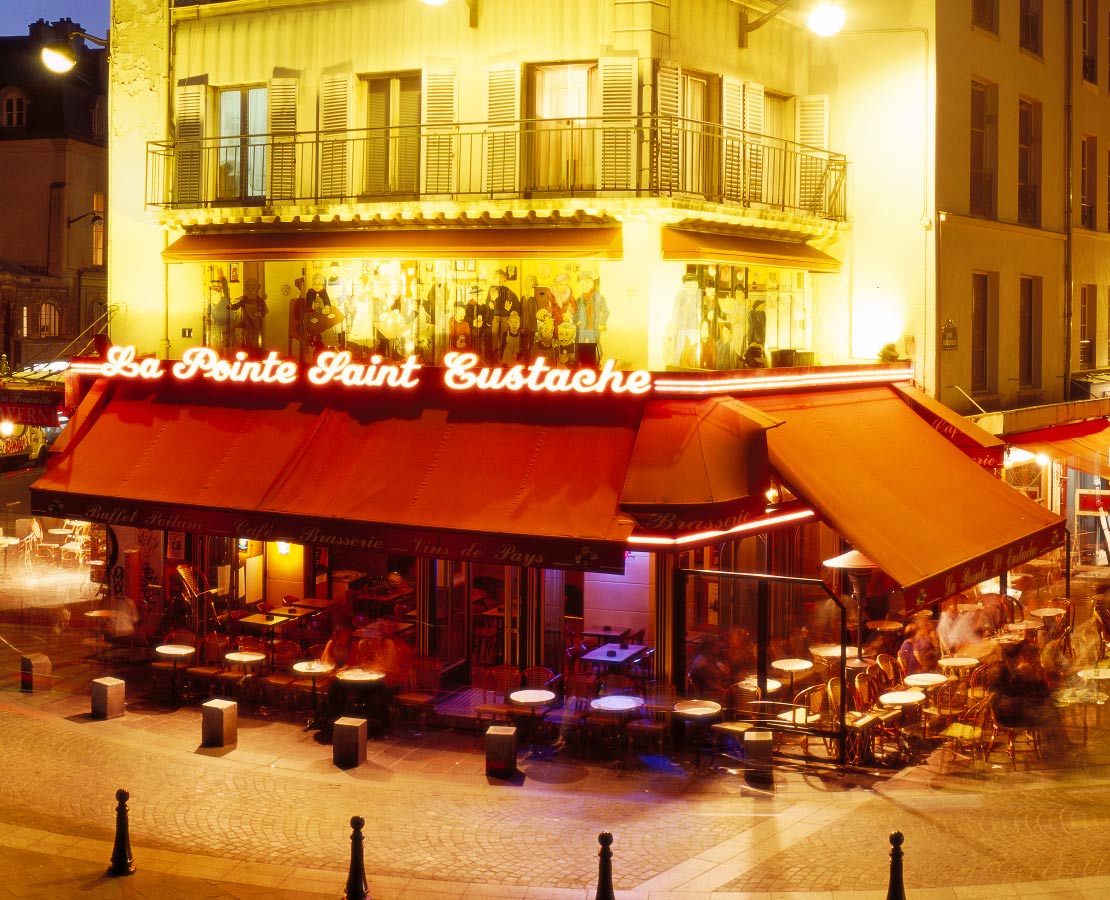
[[160, 0, 175, 359], [1064, 0, 1074, 395]]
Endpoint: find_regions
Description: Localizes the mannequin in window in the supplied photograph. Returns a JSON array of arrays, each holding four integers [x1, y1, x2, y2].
[[449, 301, 472, 352], [530, 308, 556, 362], [665, 273, 701, 366], [488, 268, 520, 365], [230, 278, 268, 355], [206, 270, 232, 352], [574, 271, 608, 367]]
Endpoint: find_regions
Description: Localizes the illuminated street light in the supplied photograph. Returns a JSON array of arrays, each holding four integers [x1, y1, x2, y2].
[[40, 30, 108, 74], [738, 0, 846, 47]]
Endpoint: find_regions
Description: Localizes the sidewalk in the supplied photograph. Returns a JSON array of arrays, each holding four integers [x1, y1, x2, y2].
[[1, 589, 1110, 898]]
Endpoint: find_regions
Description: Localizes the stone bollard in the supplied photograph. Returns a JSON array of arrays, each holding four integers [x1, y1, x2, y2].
[[343, 815, 370, 900], [91, 677, 125, 719], [594, 831, 615, 900], [107, 788, 135, 876], [886, 831, 906, 900], [20, 654, 51, 692], [201, 699, 238, 747]]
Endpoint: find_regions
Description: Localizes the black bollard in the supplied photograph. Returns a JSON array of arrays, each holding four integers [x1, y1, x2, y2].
[[343, 815, 370, 900], [107, 788, 135, 876], [885, 831, 906, 900], [594, 832, 615, 900]]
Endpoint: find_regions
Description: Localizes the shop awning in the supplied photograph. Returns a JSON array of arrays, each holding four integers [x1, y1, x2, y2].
[[745, 386, 1065, 608], [620, 397, 780, 534], [1005, 418, 1110, 477], [893, 384, 1005, 469], [163, 226, 624, 262], [660, 226, 840, 273]]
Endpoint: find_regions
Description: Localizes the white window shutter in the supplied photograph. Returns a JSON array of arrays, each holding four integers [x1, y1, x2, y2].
[[396, 75, 421, 195], [174, 84, 206, 206], [795, 94, 828, 212], [364, 78, 390, 195], [721, 77, 744, 202], [743, 81, 765, 203], [655, 64, 681, 193], [486, 66, 520, 194], [598, 57, 637, 190], [268, 77, 297, 201], [318, 73, 351, 199], [422, 70, 457, 195]]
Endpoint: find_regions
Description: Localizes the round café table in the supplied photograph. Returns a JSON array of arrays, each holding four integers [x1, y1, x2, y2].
[[938, 656, 979, 674], [83, 609, 113, 659], [879, 689, 927, 764], [510, 688, 557, 757], [903, 672, 948, 691], [673, 699, 722, 774], [771, 658, 813, 697], [155, 644, 195, 704], [293, 659, 336, 728], [1077, 669, 1110, 726], [335, 667, 386, 727], [810, 644, 863, 660], [741, 675, 782, 695]]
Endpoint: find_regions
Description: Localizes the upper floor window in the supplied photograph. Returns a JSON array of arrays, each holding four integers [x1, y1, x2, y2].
[[39, 303, 59, 339], [1082, 135, 1098, 228], [970, 80, 997, 218], [217, 85, 267, 203], [1018, 276, 1042, 389], [972, 0, 998, 33], [1080, 284, 1097, 369], [971, 272, 996, 393], [1018, 98, 1041, 227], [1083, 0, 1099, 83], [529, 63, 599, 192], [1020, 0, 1043, 55], [362, 72, 421, 197], [92, 191, 105, 267], [1, 91, 26, 128]]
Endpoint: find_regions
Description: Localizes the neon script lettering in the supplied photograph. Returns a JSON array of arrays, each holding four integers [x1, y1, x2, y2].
[[442, 353, 653, 395], [307, 350, 421, 388], [172, 348, 298, 384], [100, 346, 163, 380]]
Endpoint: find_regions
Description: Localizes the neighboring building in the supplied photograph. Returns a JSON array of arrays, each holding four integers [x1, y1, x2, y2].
[[0, 18, 108, 368], [39, 0, 1069, 690]]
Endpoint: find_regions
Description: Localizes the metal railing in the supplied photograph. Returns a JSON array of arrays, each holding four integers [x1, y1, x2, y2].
[[970, 171, 995, 218], [147, 115, 847, 221], [1017, 183, 1039, 226]]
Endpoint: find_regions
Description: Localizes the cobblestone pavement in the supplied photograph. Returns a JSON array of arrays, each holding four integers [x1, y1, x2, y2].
[[3, 624, 1110, 899]]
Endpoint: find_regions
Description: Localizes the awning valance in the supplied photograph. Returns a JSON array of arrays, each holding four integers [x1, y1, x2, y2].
[[893, 384, 1005, 469], [660, 226, 840, 273], [163, 226, 624, 262], [1006, 418, 1110, 477], [745, 386, 1065, 608]]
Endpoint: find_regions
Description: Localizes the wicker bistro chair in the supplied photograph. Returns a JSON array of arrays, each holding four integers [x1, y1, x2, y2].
[[711, 681, 762, 753], [583, 674, 637, 756], [936, 697, 997, 773], [626, 680, 677, 761], [392, 657, 443, 733], [261, 640, 302, 706], [184, 633, 231, 698], [543, 672, 596, 750], [474, 665, 522, 732]]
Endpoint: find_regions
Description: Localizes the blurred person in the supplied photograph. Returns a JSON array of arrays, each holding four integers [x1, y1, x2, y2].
[[988, 642, 1072, 758], [723, 627, 755, 682], [938, 595, 980, 654], [688, 634, 731, 698]]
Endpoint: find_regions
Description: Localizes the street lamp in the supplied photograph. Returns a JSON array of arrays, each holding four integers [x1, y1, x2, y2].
[[738, 0, 846, 48], [40, 30, 108, 74], [67, 211, 104, 227]]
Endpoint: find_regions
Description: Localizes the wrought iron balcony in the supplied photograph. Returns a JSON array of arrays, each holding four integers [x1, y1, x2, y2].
[[1017, 183, 1039, 226], [970, 171, 995, 218], [146, 115, 847, 222]]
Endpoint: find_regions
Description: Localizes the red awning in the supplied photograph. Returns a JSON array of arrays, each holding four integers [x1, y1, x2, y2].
[[745, 386, 1065, 608], [1006, 418, 1110, 477], [620, 396, 779, 534], [893, 384, 1005, 470]]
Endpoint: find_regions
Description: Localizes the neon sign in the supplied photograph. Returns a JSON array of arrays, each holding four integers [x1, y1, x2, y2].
[[74, 346, 655, 397]]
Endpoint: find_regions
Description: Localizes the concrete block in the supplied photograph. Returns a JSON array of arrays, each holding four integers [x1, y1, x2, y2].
[[20, 654, 51, 692], [201, 698, 238, 747], [744, 729, 774, 765], [91, 676, 125, 719], [485, 725, 517, 778], [333, 716, 367, 769]]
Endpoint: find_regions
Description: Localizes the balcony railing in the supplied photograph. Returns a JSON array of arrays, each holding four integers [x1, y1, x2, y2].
[[1083, 54, 1098, 83], [970, 171, 995, 218], [1017, 183, 1039, 226], [147, 115, 847, 221], [1081, 202, 1096, 229]]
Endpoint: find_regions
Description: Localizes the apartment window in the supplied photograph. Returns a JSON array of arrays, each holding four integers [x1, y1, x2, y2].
[[529, 63, 599, 191], [1018, 276, 1042, 389], [1080, 284, 1097, 369], [38, 303, 59, 339], [91, 191, 105, 267], [971, 272, 997, 393], [972, 0, 997, 33], [1018, 98, 1041, 226], [1082, 135, 1097, 228], [1083, 0, 1099, 83], [970, 81, 997, 218], [216, 85, 268, 202], [1, 92, 26, 128], [363, 72, 420, 196], [1020, 0, 1043, 55]]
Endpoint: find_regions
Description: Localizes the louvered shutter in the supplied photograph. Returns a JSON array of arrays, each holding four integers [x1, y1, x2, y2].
[[396, 75, 421, 195], [721, 77, 744, 202], [598, 57, 636, 190], [486, 66, 520, 194], [364, 78, 390, 195], [318, 74, 350, 199], [796, 94, 828, 213], [743, 81, 765, 203], [175, 85, 205, 206], [268, 78, 297, 202], [655, 64, 681, 193], [422, 70, 457, 195]]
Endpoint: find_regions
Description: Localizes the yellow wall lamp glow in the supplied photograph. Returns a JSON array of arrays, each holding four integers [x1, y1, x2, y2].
[[420, 0, 479, 28], [41, 29, 108, 73], [738, 0, 845, 48]]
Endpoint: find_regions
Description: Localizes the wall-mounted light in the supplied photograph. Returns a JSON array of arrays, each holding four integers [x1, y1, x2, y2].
[[237, 538, 248, 551], [40, 29, 108, 74], [0, 422, 14, 438], [67, 210, 104, 228], [421, 0, 448, 5], [276, 541, 291, 555], [738, 0, 845, 48]]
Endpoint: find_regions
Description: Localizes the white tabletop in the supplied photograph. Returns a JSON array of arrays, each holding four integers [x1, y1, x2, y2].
[[1029, 607, 1067, 618], [510, 689, 556, 706], [225, 651, 266, 666], [673, 699, 722, 717], [809, 644, 862, 659], [580, 643, 646, 664], [1078, 668, 1110, 682], [904, 672, 948, 688], [155, 644, 195, 658], [771, 658, 814, 674], [335, 667, 385, 683], [293, 659, 335, 676], [590, 695, 642, 713], [880, 690, 926, 706], [867, 620, 903, 632], [938, 656, 979, 669], [1007, 620, 1043, 631], [741, 676, 783, 693]]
